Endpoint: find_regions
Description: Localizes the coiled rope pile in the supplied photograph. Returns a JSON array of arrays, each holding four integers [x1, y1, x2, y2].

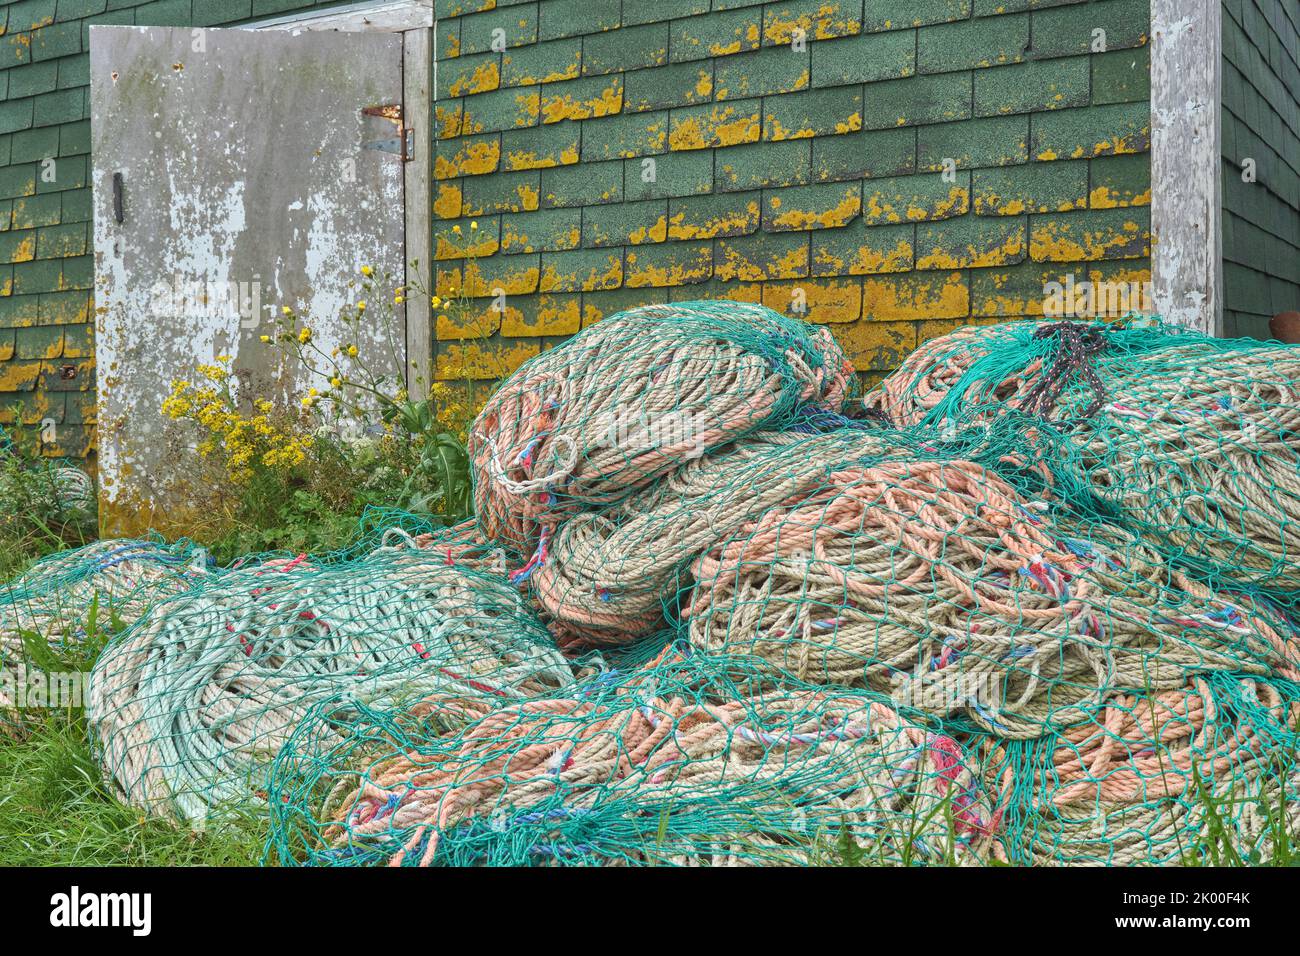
[[87, 545, 574, 823], [268, 651, 999, 867], [0, 423, 97, 518], [532, 429, 898, 648], [469, 301, 855, 555], [265, 305, 1300, 866], [684, 454, 1300, 737], [868, 319, 1300, 597], [2, 538, 206, 710], [9, 300, 1300, 867], [979, 675, 1300, 865]]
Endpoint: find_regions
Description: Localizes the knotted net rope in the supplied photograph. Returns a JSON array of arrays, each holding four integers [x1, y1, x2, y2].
[[469, 300, 855, 555], [980, 674, 1300, 865], [531, 428, 898, 648], [267, 651, 1000, 867], [1, 538, 206, 710], [684, 454, 1300, 738], [867, 319, 1300, 596], [87, 546, 576, 824]]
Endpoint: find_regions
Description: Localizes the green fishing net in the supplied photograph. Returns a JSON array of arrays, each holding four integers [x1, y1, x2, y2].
[[1, 538, 207, 712], [0, 423, 97, 520], [86, 539, 576, 824], [980, 672, 1300, 865], [868, 318, 1300, 600], [8, 304, 1300, 868], [266, 648, 1000, 867]]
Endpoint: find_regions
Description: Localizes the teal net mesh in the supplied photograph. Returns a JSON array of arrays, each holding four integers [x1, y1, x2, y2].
[[86, 542, 576, 824], [867, 318, 1300, 600], [979, 673, 1300, 866], [6, 305, 1300, 866], [1, 538, 207, 712], [266, 649, 1001, 867]]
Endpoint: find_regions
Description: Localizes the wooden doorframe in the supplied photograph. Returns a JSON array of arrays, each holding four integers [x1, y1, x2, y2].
[[251, 0, 434, 398], [1149, 0, 1223, 336]]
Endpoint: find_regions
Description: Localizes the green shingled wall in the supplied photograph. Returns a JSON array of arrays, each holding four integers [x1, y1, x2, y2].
[[1221, 0, 1300, 339], [0, 0, 342, 461], [433, 0, 1154, 393]]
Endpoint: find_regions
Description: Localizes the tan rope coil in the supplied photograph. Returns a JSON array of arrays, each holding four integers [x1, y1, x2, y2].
[[684, 458, 1300, 737]]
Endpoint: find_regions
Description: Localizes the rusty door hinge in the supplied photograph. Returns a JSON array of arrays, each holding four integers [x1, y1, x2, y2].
[[362, 104, 413, 162]]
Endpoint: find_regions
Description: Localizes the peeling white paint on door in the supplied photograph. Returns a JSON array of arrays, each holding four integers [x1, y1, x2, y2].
[[90, 25, 406, 535]]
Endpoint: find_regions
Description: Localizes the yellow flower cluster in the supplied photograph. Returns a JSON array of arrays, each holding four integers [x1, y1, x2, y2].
[[161, 358, 313, 484]]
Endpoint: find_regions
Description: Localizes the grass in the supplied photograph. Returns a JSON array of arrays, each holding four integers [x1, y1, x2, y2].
[[0, 711, 265, 866], [0, 595, 267, 866]]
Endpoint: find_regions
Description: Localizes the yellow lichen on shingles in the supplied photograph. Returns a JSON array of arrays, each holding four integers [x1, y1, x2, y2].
[[669, 117, 708, 151], [435, 102, 463, 139], [761, 279, 862, 323], [1089, 185, 1152, 209], [624, 247, 713, 288], [715, 243, 808, 282], [917, 228, 1025, 270], [436, 302, 505, 340], [502, 297, 584, 336], [769, 188, 861, 230], [434, 182, 463, 219], [435, 139, 501, 179], [835, 235, 913, 275], [864, 185, 969, 225], [670, 104, 760, 151], [460, 258, 540, 296], [435, 341, 540, 381], [668, 200, 759, 240], [0, 361, 41, 392], [10, 234, 35, 263], [706, 22, 761, 57], [540, 79, 623, 124], [862, 272, 970, 321], [1029, 219, 1149, 262], [516, 181, 540, 209], [627, 216, 669, 244], [764, 4, 862, 43], [539, 255, 623, 293], [448, 61, 501, 97]]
